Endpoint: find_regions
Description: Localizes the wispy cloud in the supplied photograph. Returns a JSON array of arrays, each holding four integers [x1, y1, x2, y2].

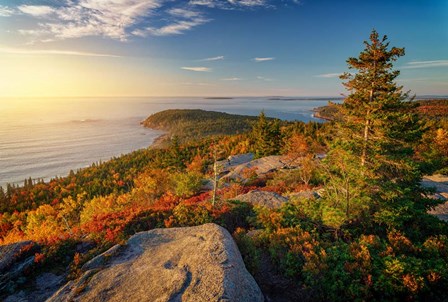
[[181, 66, 211, 72], [189, 0, 216, 7], [315, 73, 341, 78], [134, 6, 209, 37], [136, 19, 209, 36], [0, 5, 15, 17], [257, 76, 274, 81], [189, 0, 269, 9], [253, 57, 275, 62], [18, 5, 55, 17], [169, 8, 201, 18], [222, 77, 242, 81], [5, 1, 300, 42], [201, 55, 224, 61], [229, 0, 267, 6], [14, 0, 163, 42], [0, 47, 120, 58], [180, 82, 215, 86], [403, 60, 448, 69]]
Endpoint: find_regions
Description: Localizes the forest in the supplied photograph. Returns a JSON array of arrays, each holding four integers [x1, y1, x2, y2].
[[141, 108, 271, 144], [1, 31, 448, 301]]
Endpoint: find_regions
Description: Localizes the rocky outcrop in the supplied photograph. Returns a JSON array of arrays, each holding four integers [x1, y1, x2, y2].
[[222, 156, 293, 183], [288, 190, 320, 200], [48, 223, 263, 302], [234, 190, 288, 209], [0, 241, 39, 296], [4, 273, 65, 302], [217, 153, 255, 173], [422, 174, 448, 222]]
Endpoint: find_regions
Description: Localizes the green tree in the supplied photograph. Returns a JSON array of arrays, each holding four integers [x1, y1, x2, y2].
[[251, 111, 282, 157], [323, 30, 437, 234], [171, 171, 203, 198]]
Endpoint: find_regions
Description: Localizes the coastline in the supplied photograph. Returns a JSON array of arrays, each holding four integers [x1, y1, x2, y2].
[[150, 132, 169, 149], [2, 103, 330, 188], [312, 109, 333, 121]]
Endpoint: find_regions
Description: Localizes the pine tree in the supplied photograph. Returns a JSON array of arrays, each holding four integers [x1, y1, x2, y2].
[[251, 111, 282, 157], [323, 30, 438, 234]]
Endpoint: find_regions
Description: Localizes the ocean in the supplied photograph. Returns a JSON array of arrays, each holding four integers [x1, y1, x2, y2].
[[0, 97, 335, 187]]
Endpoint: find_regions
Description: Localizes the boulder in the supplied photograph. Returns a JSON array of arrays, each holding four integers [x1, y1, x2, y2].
[[4, 273, 64, 302], [234, 190, 288, 209], [222, 156, 291, 183], [48, 223, 263, 302], [217, 153, 255, 173], [288, 190, 320, 200], [0, 241, 39, 295], [422, 174, 448, 222]]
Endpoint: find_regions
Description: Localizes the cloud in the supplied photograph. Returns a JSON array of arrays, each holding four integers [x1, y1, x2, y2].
[[15, 0, 164, 42], [0, 5, 15, 17], [403, 60, 448, 69], [8, 0, 299, 42], [200, 56, 224, 61], [222, 77, 242, 81], [133, 6, 209, 37], [18, 5, 55, 17], [257, 76, 273, 81], [189, 0, 269, 9], [188, 0, 217, 7], [228, 0, 267, 6], [315, 73, 341, 78], [180, 82, 215, 86], [135, 17, 209, 37], [0, 47, 120, 58], [168, 8, 201, 18], [253, 57, 275, 62], [181, 66, 211, 72]]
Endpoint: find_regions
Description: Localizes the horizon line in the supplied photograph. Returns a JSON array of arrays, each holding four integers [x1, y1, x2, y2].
[[1, 94, 447, 99]]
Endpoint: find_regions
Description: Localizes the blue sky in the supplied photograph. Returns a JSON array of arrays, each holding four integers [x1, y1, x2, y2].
[[0, 0, 447, 97]]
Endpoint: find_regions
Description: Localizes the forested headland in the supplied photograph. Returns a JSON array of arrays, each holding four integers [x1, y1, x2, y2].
[[141, 109, 275, 145], [1, 31, 448, 301]]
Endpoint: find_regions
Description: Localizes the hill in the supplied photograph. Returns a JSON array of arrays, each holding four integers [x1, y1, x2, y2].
[[141, 109, 265, 144]]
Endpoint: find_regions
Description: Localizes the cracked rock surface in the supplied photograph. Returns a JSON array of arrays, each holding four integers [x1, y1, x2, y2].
[[48, 223, 263, 302]]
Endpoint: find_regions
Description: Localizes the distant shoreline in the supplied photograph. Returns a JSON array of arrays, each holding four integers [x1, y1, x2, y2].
[[150, 132, 169, 148]]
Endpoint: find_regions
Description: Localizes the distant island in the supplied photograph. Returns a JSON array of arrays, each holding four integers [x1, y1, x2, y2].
[[268, 97, 344, 101]]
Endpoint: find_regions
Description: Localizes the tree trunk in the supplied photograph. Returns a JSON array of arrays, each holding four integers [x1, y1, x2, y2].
[[212, 161, 218, 206], [361, 88, 374, 167], [345, 179, 350, 219], [212, 148, 218, 206], [361, 116, 370, 167]]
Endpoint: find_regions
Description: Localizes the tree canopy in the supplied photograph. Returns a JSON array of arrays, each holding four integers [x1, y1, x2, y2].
[[322, 29, 440, 235]]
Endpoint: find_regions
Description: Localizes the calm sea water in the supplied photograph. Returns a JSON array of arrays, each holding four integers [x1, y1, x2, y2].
[[0, 97, 335, 187]]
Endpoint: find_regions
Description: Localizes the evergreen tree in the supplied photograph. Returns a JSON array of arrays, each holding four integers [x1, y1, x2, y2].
[[323, 30, 439, 235], [251, 111, 282, 157], [0, 186, 6, 212]]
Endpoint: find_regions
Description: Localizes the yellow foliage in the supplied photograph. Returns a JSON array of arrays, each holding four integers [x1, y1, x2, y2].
[[80, 194, 129, 225], [25, 204, 65, 243]]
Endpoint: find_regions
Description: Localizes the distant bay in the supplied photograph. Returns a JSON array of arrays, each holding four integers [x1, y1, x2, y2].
[[0, 97, 336, 187]]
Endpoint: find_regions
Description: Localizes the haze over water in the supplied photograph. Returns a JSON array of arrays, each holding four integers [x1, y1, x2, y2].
[[0, 97, 334, 188]]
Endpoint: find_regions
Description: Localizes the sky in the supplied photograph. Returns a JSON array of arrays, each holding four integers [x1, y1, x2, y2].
[[0, 0, 447, 97]]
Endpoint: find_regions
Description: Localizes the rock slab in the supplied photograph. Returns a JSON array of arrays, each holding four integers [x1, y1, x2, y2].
[[234, 190, 288, 209], [222, 155, 290, 183], [0, 241, 39, 296], [422, 174, 448, 221], [48, 223, 263, 302]]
